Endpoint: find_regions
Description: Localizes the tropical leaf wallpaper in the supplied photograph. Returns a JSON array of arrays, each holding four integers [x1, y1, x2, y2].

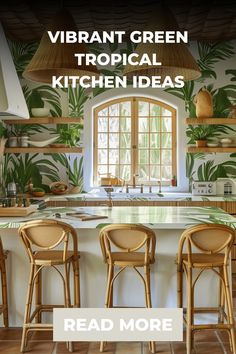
[[5, 39, 236, 192]]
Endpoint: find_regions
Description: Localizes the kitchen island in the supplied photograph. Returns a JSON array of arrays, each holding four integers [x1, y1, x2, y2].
[[0, 206, 235, 327], [44, 192, 236, 214]]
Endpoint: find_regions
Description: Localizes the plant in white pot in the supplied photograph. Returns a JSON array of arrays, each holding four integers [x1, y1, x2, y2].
[[68, 157, 84, 194]]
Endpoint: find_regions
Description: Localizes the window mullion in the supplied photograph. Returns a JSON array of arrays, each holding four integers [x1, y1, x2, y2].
[[131, 97, 137, 184]]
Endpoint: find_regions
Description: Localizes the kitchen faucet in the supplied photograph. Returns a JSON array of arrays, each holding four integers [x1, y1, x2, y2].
[[132, 174, 139, 188], [125, 175, 143, 193], [104, 187, 113, 208]]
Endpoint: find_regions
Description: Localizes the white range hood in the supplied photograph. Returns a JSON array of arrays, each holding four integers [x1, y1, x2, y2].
[[0, 22, 29, 120]]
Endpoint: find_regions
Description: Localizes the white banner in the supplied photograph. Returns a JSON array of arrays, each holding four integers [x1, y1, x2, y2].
[[53, 308, 183, 342]]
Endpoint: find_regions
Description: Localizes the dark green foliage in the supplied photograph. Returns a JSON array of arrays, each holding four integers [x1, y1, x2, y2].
[[23, 85, 62, 117]]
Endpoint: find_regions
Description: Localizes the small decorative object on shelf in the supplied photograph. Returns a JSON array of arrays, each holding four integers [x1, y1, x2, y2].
[[7, 182, 17, 197], [31, 107, 50, 117], [19, 135, 29, 147], [189, 125, 211, 147], [220, 137, 234, 147], [31, 187, 45, 197], [50, 181, 68, 195], [8, 136, 18, 147], [193, 87, 213, 118], [27, 135, 59, 147], [228, 105, 236, 119], [171, 176, 177, 187], [207, 142, 219, 147], [196, 139, 207, 147]]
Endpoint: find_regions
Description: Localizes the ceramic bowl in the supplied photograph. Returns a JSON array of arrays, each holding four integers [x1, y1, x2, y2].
[[50, 182, 68, 195], [31, 108, 50, 117], [207, 142, 218, 147], [220, 138, 232, 144], [28, 135, 60, 147], [32, 191, 45, 197]]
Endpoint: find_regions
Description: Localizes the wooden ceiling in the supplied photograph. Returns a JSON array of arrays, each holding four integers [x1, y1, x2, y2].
[[0, 0, 236, 42]]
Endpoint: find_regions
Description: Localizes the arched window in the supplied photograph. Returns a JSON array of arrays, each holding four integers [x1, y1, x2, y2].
[[94, 96, 176, 186]]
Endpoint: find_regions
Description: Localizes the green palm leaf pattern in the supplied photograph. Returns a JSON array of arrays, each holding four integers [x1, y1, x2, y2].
[[197, 42, 235, 81], [5, 154, 60, 193], [186, 153, 206, 182], [23, 85, 62, 116], [68, 86, 88, 117], [165, 81, 196, 117], [49, 154, 84, 190], [197, 160, 236, 181], [8, 40, 38, 76]]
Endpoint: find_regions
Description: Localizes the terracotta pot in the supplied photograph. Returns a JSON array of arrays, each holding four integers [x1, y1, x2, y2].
[[171, 178, 177, 187], [32, 191, 45, 197], [196, 140, 207, 147]]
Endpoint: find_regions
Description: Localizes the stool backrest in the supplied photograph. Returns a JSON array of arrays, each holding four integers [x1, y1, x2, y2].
[[100, 224, 156, 264], [18, 219, 78, 263], [177, 224, 235, 265]]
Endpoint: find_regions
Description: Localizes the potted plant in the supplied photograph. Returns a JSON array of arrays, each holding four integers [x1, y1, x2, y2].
[[7, 127, 19, 147], [188, 126, 214, 147], [68, 157, 83, 194], [52, 124, 82, 147], [171, 175, 177, 187]]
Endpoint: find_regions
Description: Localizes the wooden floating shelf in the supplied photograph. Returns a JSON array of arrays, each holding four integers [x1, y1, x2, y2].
[[186, 118, 236, 125], [5, 147, 84, 153], [187, 146, 236, 153], [5, 117, 84, 125]]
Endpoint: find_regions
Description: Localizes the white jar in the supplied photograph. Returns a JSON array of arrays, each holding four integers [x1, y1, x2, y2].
[[8, 136, 18, 147], [20, 136, 29, 147]]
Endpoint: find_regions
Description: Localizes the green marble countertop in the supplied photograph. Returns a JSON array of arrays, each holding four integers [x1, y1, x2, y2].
[[43, 192, 236, 202], [0, 206, 235, 230]]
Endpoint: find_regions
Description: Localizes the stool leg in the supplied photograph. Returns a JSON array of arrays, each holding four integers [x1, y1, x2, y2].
[[21, 263, 36, 352], [64, 262, 71, 308], [100, 265, 114, 353], [177, 262, 183, 308], [64, 262, 74, 353], [35, 265, 42, 323], [186, 266, 193, 354], [0, 258, 8, 327], [108, 266, 114, 308], [218, 267, 225, 324], [65, 262, 71, 308], [144, 265, 155, 353], [223, 265, 236, 354], [144, 265, 152, 308], [72, 257, 80, 308], [105, 264, 113, 309]]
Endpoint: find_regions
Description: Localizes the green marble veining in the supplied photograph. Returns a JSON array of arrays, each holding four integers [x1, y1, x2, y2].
[[1, 206, 236, 230]]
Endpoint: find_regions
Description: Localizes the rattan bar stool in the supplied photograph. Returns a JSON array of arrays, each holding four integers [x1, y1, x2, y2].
[[176, 223, 236, 354], [0, 237, 8, 327], [99, 223, 156, 353], [18, 219, 80, 352]]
